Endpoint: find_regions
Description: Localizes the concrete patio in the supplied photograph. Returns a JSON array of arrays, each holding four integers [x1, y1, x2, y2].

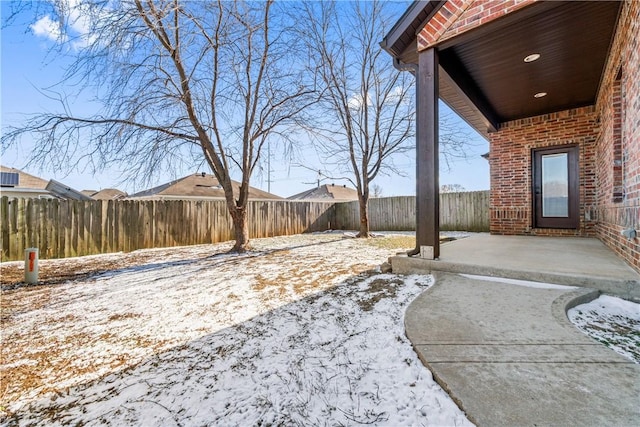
[[396, 234, 640, 426], [391, 233, 640, 301]]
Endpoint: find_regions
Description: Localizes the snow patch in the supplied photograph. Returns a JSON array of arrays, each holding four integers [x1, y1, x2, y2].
[[1, 234, 472, 426], [461, 274, 578, 290], [568, 295, 640, 363]]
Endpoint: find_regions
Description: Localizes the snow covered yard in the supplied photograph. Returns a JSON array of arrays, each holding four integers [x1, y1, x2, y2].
[[1, 232, 472, 426], [568, 295, 640, 363], [3, 231, 637, 426]]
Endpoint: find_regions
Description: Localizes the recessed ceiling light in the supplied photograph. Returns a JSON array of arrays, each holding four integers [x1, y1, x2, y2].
[[534, 92, 547, 98], [524, 53, 541, 63]]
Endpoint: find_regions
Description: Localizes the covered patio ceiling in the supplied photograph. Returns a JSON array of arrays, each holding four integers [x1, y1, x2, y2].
[[381, 1, 623, 139]]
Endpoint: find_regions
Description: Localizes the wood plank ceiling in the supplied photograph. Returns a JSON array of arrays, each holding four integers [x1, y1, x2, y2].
[[382, 1, 622, 138]]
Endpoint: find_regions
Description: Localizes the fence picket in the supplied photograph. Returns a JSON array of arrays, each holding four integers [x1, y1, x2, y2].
[[0, 192, 489, 261]]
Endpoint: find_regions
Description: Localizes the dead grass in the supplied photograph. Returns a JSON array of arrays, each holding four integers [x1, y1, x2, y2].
[[365, 236, 416, 250], [1, 325, 171, 410], [356, 278, 404, 311], [1, 286, 56, 323], [364, 235, 457, 251], [251, 249, 375, 306], [0, 234, 397, 412], [108, 313, 142, 322], [0, 245, 226, 288], [581, 318, 640, 361]]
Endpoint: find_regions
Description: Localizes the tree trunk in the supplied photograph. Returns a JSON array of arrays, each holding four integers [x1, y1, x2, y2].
[[357, 195, 370, 238], [229, 205, 250, 252]]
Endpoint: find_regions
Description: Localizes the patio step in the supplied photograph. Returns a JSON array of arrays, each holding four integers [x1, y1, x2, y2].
[[391, 234, 640, 301]]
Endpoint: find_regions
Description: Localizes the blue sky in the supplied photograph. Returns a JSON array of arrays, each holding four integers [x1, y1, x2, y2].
[[1, 2, 489, 198]]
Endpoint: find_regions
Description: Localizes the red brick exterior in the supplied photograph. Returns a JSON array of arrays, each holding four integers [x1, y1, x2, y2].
[[592, 0, 640, 272], [417, 0, 537, 51], [417, 1, 640, 272], [487, 1, 639, 273], [489, 107, 599, 237]]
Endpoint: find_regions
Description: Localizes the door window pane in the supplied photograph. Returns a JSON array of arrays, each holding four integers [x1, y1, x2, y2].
[[542, 153, 568, 217]]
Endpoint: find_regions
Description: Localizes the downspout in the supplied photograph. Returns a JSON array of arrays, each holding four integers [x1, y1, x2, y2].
[[393, 58, 422, 256], [393, 57, 418, 74]]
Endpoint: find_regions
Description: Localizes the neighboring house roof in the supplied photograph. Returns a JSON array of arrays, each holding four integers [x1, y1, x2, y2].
[[45, 180, 93, 201], [381, 1, 622, 138], [128, 173, 283, 200], [0, 165, 49, 189], [288, 184, 359, 202], [0, 187, 54, 199], [0, 165, 89, 200], [82, 188, 128, 200]]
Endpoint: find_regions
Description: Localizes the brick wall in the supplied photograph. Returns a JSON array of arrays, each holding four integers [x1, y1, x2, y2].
[[421, 1, 639, 272], [489, 107, 599, 237], [417, 0, 536, 51], [593, 0, 640, 272]]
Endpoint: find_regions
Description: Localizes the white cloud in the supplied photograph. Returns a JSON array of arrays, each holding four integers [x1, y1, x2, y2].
[[30, 0, 98, 50], [348, 92, 372, 110], [31, 15, 67, 43], [67, 0, 96, 49], [384, 85, 412, 107]]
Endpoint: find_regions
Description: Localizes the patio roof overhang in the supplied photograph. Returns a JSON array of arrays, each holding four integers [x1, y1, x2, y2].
[[381, 1, 623, 139], [380, 0, 623, 259]]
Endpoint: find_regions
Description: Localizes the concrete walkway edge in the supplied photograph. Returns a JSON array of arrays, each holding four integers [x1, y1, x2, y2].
[[404, 272, 640, 427], [391, 234, 640, 301]]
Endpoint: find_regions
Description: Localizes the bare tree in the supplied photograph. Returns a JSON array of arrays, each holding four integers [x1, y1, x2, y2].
[[2, 0, 315, 252], [440, 184, 466, 193], [299, 1, 469, 237], [371, 184, 383, 198]]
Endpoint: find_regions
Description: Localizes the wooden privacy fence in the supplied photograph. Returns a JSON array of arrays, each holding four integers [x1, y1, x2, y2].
[[334, 191, 490, 232], [0, 197, 336, 261], [0, 191, 489, 261]]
